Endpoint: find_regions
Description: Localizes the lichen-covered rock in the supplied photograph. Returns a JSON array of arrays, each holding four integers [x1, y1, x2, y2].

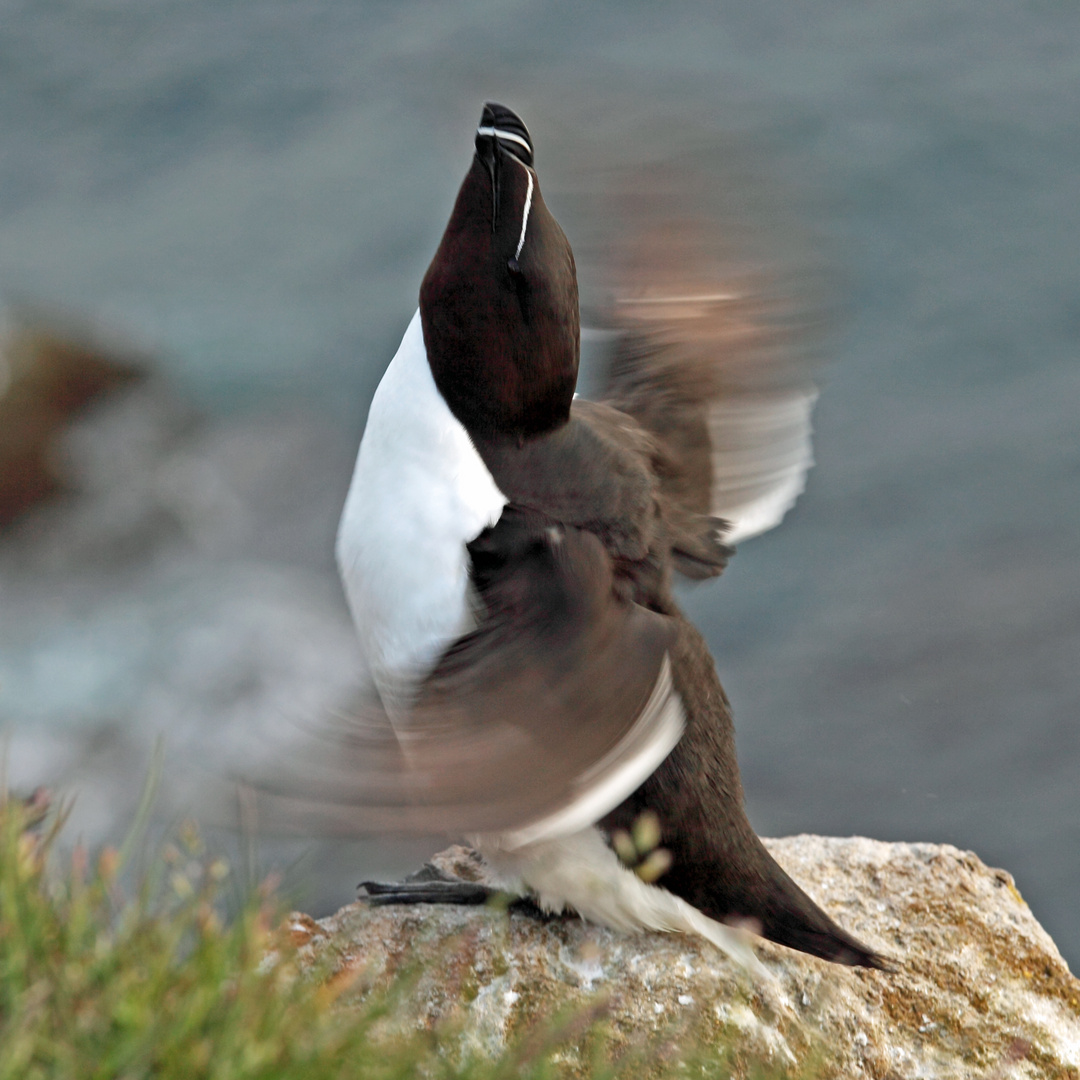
[[290, 836, 1079, 1078]]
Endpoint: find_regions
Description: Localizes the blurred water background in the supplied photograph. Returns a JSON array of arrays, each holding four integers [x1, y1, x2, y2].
[[1, 1, 1077, 965]]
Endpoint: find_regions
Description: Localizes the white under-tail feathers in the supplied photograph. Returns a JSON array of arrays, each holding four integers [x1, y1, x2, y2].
[[476, 827, 770, 979]]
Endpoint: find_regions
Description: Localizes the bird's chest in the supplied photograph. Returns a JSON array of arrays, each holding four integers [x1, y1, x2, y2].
[[335, 311, 507, 713]]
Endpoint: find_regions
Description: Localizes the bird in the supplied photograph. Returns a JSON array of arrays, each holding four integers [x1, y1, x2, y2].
[[267, 102, 884, 971]]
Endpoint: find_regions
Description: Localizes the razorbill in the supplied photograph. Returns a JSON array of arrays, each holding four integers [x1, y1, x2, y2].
[[286, 103, 885, 971]]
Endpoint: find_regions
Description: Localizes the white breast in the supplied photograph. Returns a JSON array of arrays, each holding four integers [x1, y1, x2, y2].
[[336, 309, 507, 716]]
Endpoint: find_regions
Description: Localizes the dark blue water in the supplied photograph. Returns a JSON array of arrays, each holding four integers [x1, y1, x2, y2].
[[2, 1, 1077, 966]]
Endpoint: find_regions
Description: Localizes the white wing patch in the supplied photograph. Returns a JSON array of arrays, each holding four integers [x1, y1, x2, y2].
[[706, 389, 818, 545], [336, 309, 507, 717], [497, 654, 685, 849]]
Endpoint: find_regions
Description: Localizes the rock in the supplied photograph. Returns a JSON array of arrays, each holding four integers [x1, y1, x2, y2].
[[291, 836, 1080, 1078], [0, 310, 144, 526]]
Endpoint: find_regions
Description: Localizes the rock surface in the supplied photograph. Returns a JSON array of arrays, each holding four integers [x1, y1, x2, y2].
[[292, 836, 1080, 1078]]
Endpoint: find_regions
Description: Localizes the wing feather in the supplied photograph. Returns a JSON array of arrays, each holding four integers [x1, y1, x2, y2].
[[243, 510, 684, 841]]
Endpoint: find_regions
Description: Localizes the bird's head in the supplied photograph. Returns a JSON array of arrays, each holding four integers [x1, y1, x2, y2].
[[420, 103, 579, 441]]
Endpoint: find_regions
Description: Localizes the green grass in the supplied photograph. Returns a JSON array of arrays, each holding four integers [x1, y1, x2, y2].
[[0, 785, 807, 1080]]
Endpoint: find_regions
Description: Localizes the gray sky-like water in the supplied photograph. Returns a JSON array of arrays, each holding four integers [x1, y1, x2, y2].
[[1, 1, 1078, 966]]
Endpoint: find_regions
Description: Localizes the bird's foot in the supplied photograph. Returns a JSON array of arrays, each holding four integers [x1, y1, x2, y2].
[[360, 861, 496, 906], [359, 857, 557, 919]]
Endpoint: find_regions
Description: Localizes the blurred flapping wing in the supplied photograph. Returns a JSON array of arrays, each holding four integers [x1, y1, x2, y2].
[[246, 509, 684, 845], [570, 157, 828, 551]]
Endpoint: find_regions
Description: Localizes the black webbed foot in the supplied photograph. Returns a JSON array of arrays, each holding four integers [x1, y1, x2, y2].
[[361, 880, 495, 905], [360, 861, 495, 906], [359, 860, 564, 919]]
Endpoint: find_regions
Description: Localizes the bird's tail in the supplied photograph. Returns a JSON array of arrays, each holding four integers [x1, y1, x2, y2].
[[603, 615, 888, 970]]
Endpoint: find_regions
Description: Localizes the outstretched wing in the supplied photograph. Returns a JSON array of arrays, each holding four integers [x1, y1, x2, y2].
[[597, 219, 821, 548], [244, 509, 684, 846], [562, 151, 829, 557]]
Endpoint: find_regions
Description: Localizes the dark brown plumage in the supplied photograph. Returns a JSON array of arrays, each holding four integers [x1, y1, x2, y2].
[[421, 107, 579, 441], [266, 102, 887, 971], [604, 617, 884, 968], [474, 401, 883, 969]]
